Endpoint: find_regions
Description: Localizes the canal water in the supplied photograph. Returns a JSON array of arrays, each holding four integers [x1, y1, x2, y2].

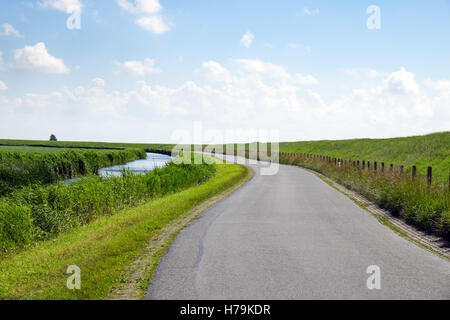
[[99, 152, 172, 177], [64, 152, 172, 184]]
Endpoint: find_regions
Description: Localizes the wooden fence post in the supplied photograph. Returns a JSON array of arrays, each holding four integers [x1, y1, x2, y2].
[[374, 161, 377, 172], [362, 160, 366, 170], [381, 162, 385, 172], [427, 167, 432, 187], [412, 166, 416, 180]]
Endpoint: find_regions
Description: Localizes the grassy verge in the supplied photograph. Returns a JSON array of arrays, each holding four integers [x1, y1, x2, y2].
[[279, 131, 450, 183], [0, 162, 250, 300]]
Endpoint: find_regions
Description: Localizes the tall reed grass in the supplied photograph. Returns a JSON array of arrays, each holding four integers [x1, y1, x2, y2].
[[0, 156, 216, 251], [0, 148, 146, 195]]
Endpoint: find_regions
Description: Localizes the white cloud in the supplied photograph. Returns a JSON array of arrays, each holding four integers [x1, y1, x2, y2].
[[92, 77, 105, 88], [14, 42, 70, 74], [382, 67, 420, 95], [201, 61, 232, 83], [429, 80, 450, 92], [340, 68, 381, 79], [39, 0, 83, 13], [1, 61, 449, 142], [136, 16, 170, 34], [302, 7, 320, 16], [1, 23, 24, 38], [114, 58, 160, 76], [117, 0, 162, 15], [240, 31, 254, 48], [0, 80, 7, 91], [294, 74, 319, 86], [117, 0, 170, 34]]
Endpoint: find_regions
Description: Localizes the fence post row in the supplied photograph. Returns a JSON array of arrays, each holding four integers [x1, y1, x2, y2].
[[279, 152, 445, 189]]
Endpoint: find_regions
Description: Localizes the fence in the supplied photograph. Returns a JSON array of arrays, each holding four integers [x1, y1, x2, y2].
[[279, 152, 449, 190]]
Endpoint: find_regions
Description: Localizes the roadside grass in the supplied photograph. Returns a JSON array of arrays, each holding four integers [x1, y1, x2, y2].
[[279, 131, 450, 183], [0, 162, 249, 300]]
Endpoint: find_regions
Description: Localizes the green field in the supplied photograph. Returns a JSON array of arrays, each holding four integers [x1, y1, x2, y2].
[[0, 139, 175, 153], [0, 146, 76, 153]]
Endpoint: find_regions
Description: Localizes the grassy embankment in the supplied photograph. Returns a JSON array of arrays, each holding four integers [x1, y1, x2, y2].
[[0, 155, 250, 299], [279, 131, 450, 183], [0, 148, 146, 195], [0, 154, 215, 251]]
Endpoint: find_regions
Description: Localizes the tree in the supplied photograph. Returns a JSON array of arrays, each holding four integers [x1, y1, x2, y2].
[[50, 134, 57, 142]]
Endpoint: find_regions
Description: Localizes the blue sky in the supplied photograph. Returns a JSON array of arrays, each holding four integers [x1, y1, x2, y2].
[[0, 0, 449, 143]]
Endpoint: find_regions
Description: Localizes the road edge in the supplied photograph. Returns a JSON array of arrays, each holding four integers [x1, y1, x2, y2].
[[307, 169, 450, 261]]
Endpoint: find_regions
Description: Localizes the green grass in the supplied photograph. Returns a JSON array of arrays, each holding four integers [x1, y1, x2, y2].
[[0, 148, 146, 195], [279, 131, 450, 183], [0, 162, 249, 300], [0, 139, 175, 153], [0, 146, 77, 153], [0, 155, 215, 251]]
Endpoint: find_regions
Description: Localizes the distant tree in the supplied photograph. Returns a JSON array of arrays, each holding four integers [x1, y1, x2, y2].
[[50, 134, 57, 142]]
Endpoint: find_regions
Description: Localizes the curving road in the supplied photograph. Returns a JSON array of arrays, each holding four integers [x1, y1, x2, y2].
[[146, 155, 450, 300]]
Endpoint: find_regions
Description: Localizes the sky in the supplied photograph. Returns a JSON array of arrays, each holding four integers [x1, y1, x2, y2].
[[0, 0, 449, 144]]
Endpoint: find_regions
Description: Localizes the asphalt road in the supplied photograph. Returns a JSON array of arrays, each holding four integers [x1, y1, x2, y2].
[[146, 155, 450, 300]]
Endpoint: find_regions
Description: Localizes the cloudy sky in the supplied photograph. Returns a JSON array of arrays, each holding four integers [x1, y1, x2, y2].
[[0, 0, 449, 143]]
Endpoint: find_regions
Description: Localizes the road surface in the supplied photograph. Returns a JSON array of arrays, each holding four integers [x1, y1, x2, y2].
[[146, 155, 450, 300]]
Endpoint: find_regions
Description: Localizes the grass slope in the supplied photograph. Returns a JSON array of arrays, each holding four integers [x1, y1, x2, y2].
[[0, 162, 249, 300], [279, 131, 450, 183]]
